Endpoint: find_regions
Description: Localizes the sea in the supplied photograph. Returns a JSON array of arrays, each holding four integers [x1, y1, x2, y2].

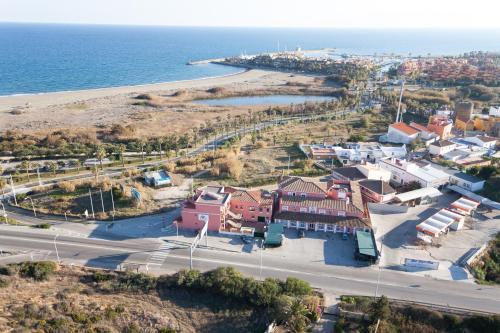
[[0, 23, 499, 96]]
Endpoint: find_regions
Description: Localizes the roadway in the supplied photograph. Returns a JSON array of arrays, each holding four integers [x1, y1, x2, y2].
[[1, 227, 499, 314]]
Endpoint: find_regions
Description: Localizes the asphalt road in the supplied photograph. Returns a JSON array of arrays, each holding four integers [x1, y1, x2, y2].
[[1, 228, 499, 314]]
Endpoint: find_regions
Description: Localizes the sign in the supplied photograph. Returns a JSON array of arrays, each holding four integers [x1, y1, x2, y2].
[[131, 187, 141, 201], [404, 258, 439, 270], [84, 209, 89, 219], [198, 213, 209, 223]]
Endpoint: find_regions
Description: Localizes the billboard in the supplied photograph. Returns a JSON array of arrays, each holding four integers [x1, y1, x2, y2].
[[131, 187, 141, 201]]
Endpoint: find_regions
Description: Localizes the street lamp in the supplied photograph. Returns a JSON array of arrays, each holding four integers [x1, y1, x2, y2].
[[375, 236, 384, 298], [0, 201, 7, 224], [54, 234, 60, 264], [259, 238, 264, 280], [25, 197, 36, 217]]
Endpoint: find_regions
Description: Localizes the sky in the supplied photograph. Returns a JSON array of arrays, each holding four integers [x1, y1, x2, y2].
[[0, 0, 499, 28]]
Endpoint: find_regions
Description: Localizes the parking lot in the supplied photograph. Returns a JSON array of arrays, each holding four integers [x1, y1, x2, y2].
[[371, 191, 500, 281]]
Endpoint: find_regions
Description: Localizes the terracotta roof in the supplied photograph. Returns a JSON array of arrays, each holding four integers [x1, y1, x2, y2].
[[274, 211, 371, 228], [230, 189, 273, 206], [390, 122, 420, 136], [430, 140, 455, 147], [281, 196, 363, 215], [409, 122, 430, 132], [331, 167, 367, 181], [279, 177, 327, 194], [359, 180, 396, 195]]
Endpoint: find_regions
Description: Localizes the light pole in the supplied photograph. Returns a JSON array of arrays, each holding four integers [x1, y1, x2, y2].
[[54, 234, 60, 264], [259, 238, 264, 280], [174, 221, 179, 239], [375, 236, 384, 298], [25, 197, 36, 217], [9, 175, 17, 206], [0, 201, 7, 224]]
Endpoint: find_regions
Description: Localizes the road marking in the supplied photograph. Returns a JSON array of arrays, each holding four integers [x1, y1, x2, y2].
[[148, 241, 175, 266]]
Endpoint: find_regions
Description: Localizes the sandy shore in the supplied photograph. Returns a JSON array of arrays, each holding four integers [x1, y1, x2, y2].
[[0, 69, 268, 110], [0, 69, 327, 136]]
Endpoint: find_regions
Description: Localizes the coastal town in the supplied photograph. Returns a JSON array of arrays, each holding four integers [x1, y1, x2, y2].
[[1, 45, 499, 332]]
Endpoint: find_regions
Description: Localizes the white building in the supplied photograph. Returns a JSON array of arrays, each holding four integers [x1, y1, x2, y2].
[[379, 158, 450, 188], [428, 140, 456, 156], [462, 136, 497, 149], [449, 171, 485, 192], [386, 122, 420, 144], [333, 142, 407, 165]]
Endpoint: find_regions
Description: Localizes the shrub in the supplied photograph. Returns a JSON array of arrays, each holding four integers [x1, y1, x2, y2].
[[19, 261, 57, 281], [91, 271, 114, 283], [115, 272, 157, 293], [283, 277, 312, 297], [0, 277, 9, 288], [58, 181, 76, 193], [163, 162, 176, 172], [255, 141, 267, 149], [0, 265, 13, 276]]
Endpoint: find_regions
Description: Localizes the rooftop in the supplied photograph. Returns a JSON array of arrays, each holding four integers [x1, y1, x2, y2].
[[430, 140, 455, 147], [451, 171, 484, 184], [355, 230, 378, 258], [409, 122, 430, 132], [332, 167, 367, 181], [227, 188, 273, 205], [359, 179, 396, 195], [195, 186, 230, 205], [390, 122, 420, 136], [279, 177, 327, 194], [281, 195, 363, 215], [274, 211, 371, 228]]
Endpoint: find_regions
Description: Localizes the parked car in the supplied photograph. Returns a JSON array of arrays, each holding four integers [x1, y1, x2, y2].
[[342, 233, 349, 240], [298, 230, 306, 238]]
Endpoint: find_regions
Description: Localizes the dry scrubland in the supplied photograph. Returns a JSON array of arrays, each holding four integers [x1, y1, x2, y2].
[[0, 263, 322, 333], [0, 70, 330, 137]]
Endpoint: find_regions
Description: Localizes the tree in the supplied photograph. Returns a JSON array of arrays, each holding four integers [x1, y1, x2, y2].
[[287, 298, 310, 333], [19, 160, 31, 181], [0, 177, 6, 196], [118, 144, 126, 168], [95, 145, 107, 170], [45, 161, 58, 175], [369, 296, 391, 323], [477, 166, 497, 180]]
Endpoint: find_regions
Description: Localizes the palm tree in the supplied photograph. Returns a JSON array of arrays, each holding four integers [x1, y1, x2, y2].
[[19, 160, 31, 181], [117, 144, 126, 168], [138, 139, 146, 164], [95, 145, 107, 170]]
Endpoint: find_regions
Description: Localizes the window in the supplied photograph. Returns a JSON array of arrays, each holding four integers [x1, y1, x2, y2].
[[300, 207, 307, 212], [259, 207, 263, 212], [299, 222, 306, 229], [318, 209, 326, 214], [282, 206, 289, 211], [266, 208, 270, 213], [326, 224, 334, 231], [338, 211, 346, 217], [249, 207, 255, 211], [301, 193, 306, 198], [290, 221, 297, 227]]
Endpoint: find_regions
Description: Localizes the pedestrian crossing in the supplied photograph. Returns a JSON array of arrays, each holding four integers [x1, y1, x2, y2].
[[148, 241, 175, 266]]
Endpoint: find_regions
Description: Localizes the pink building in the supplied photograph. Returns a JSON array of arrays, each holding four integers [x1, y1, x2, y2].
[[277, 176, 327, 199], [180, 186, 231, 232], [279, 196, 365, 218], [225, 187, 274, 223]]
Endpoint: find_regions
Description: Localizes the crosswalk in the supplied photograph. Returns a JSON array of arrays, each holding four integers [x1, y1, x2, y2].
[[148, 241, 175, 266]]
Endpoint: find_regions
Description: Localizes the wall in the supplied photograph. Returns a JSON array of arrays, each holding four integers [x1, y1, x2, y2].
[[181, 202, 226, 232], [230, 200, 272, 222]]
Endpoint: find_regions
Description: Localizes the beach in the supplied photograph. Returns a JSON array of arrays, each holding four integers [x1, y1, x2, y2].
[[0, 69, 323, 136]]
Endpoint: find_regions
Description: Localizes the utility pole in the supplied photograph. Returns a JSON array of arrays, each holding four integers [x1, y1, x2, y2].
[[110, 188, 116, 219], [54, 234, 60, 264], [0, 201, 7, 224], [375, 236, 384, 298], [26, 197, 36, 217], [395, 80, 405, 123], [99, 188, 105, 213], [9, 175, 17, 206], [260, 238, 264, 279], [89, 189, 95, 219], [37, 168, 42, 186]]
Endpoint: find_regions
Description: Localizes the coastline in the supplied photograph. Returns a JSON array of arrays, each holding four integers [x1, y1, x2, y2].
[[0, 68, 262, 110]]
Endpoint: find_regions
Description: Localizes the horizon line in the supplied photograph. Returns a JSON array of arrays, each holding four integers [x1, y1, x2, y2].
[[1, 21, 500, 30]]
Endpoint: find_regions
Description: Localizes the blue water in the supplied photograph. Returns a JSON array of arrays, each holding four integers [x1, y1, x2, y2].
[[0, 23, 499, 96], [194, 95, 336, 106]]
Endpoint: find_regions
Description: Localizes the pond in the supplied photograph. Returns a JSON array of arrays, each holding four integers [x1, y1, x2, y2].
[[193, 95, 336, 106]]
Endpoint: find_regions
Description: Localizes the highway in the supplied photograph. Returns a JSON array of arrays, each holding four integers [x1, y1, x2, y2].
[[1, 227, 499, 314]]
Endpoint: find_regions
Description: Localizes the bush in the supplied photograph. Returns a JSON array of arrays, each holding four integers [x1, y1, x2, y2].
[[19, 261, 57, 281], [91, 271, 115, 283], [58, 181, 76, 193], [115, 272, 157, 293], [283, 277, 313, 297], [0, 265, 13, 276], [0, 277, 9, 288]]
